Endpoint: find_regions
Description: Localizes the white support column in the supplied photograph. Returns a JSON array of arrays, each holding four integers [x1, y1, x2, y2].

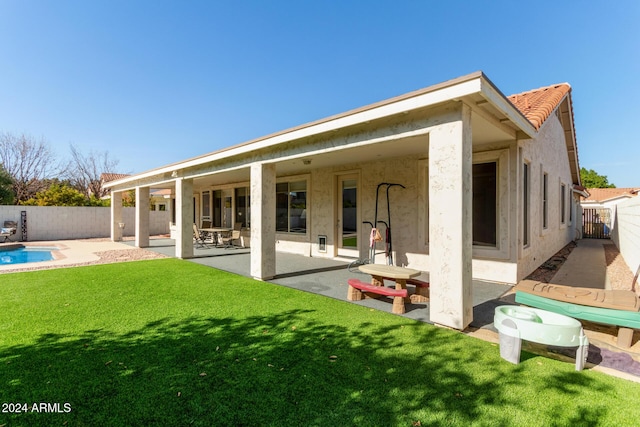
[[135, 186, 150, 248], [250, 162, 276, 280], [175, 178, 194, 259], [111, 191, 123, 242], [428, 104, 473, 330]]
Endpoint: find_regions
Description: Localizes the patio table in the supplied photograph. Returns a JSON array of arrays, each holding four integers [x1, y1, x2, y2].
[[358, 264, 421, 302], [201, 228, 232, 246]]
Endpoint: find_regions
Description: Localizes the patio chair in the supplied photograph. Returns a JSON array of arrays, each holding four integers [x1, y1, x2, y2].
[[221, 229, 242, 249], [1, 221, 17, 243], [200, 220, 214, 242], [193, 224, 213, 248]]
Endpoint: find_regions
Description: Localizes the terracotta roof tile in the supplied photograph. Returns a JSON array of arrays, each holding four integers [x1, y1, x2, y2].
[[101, 173, 130, 183], [583, 188, 640, 202], [508, 83, 571, 129]]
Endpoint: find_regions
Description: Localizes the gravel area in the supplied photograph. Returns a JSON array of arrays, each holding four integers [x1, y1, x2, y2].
[[603, 241, 638, 294]]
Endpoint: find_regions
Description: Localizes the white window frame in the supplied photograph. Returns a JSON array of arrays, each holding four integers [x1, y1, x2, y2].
[[276, 174, 310, 235], [542, 171, 549, 231], [560, 182, 566, 226], [522, 159, 531, 248], [472, 149, 509, 259]]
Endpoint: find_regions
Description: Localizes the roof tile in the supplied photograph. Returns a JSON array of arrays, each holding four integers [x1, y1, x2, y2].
[[508, 84, 571, 129], [583, 188, 640, 202], [101, 173, 130, 183]]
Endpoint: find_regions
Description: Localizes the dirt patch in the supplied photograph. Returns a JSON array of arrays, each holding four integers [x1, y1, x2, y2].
[[525, 241, 577, 283]]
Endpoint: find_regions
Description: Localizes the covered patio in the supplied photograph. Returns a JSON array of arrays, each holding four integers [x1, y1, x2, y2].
[[108, 72, 543, 332], [107, 67, 593, 339]]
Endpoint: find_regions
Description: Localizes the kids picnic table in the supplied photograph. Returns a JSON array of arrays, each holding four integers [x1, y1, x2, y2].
[[347, 264, 426, 314]]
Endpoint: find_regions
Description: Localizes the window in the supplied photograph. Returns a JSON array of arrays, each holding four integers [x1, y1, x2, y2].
[[560, 183, 566, 224], [542, 172, 548, 229], [473, 162, 497, 247], [423, 149, 508, 258], [569, 190, 573, 223], [523, 162, 530, 247], [159, 204, 166, 211], [235, 187, 250, 228], [213, 190, 223, 227], [276, 180, 307, 233], [201, 190, 211, 220]]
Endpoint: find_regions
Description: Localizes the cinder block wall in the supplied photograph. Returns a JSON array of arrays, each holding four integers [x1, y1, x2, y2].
[[611, 197, 640, 275], [0, 206, 170, 241]]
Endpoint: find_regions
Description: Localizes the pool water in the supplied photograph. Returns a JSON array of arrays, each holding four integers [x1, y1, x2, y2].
[[0, 247, 56, 265]]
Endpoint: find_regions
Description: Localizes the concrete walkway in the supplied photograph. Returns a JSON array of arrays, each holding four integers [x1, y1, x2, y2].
[[550, 239, 608, 289]]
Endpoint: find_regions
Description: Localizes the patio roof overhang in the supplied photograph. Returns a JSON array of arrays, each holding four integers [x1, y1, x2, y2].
[[107, 71, 538, 192]]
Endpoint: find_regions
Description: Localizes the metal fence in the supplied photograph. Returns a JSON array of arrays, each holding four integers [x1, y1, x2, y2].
[[582, 208, 611, 239]]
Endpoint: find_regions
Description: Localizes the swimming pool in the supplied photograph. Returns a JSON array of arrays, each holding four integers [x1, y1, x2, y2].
[[0, 246, 57, 265]]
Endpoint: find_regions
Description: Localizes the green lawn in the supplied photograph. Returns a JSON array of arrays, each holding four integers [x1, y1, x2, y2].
[[1, 258, 639, 426]]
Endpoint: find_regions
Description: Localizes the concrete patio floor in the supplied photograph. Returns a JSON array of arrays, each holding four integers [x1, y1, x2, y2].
[[135, 238, 512, 325]]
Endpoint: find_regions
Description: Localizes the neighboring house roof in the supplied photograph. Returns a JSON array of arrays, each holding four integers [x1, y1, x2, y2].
[[151, 189, 172, 197], [507, 84, 571, 130], [101, 173, 131, 183], [582, 188, 640, 203]]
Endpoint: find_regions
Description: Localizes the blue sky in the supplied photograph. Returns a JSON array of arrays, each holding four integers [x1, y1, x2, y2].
[[1, 1, 638, 187]]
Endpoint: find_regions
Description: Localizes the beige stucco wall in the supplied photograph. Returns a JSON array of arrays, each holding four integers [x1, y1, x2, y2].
[[301, 142, 529, 284], [308, 152, 423, 262], [611, 196, 640, 275], [517, 113, 577, 281]]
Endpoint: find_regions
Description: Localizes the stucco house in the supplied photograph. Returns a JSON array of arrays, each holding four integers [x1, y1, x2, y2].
[[107, 72, 582, 330]]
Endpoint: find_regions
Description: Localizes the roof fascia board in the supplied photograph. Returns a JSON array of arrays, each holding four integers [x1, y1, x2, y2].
[[572, 185, 589, 198], [561, 96, 581, 185], [479, 77, 537, 138]]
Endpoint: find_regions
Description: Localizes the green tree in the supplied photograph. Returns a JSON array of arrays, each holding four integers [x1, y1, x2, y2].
[[123, 189, 136, 207], [580, 167, 616, 188], [0, 163, 14, 204], [21, 183, 91, 206]]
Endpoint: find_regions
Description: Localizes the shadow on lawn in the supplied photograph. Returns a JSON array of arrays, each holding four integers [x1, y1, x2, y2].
[[0, 310, 615, 426]]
